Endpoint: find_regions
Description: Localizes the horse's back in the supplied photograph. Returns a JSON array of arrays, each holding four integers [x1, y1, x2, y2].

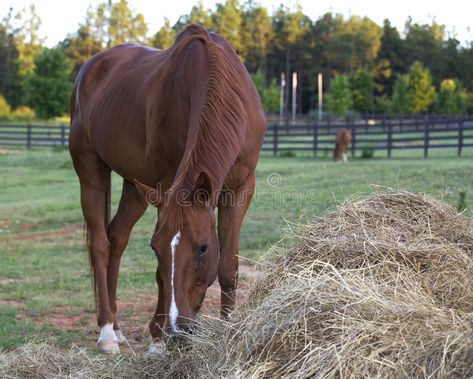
[[72, 44, 160, 127]]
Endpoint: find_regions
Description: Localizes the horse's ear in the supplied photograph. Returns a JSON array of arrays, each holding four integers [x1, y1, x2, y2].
[[134, 179, 162, 207], [193, 171, 212, 206]]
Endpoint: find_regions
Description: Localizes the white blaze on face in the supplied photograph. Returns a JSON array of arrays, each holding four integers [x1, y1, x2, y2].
[[169, 231, 181, 333]]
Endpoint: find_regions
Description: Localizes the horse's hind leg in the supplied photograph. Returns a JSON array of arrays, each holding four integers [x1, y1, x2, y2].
[[70, 128, 117, 353], [107, 179, 147, 343]]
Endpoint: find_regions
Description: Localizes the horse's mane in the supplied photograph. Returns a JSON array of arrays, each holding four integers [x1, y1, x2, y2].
[[161, 25, 248, 231]]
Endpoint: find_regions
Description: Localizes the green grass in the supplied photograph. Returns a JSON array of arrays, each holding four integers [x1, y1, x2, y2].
[[1, 147, 473, 349]]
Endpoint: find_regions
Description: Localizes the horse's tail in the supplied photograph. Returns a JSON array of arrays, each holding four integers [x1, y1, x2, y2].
[[85, 175, 112, 309]]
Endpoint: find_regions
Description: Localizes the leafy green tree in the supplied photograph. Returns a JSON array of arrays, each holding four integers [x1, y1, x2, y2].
[[0, 9, 21, 108], [0, 5, 43, 107], [61, 0, 147, 79], [240, 3, 272, 76], [436, 79, 466, 114], [390, 74, 411, 114], [73, 1, 147, 48], [270, 5, 310, 113], [459, 44, 473, 92], [14, 4, 44, 78], [466, 92, 473, 114], [311, 13, 344, 73], [212, 0, 242, 53], [252, 70, 279, 113], [404, 19, 444, 83], [407, 61, 436, 113], [351, 67, 374, 113], [87, 2, 108, 48], [61, 23, 102, 79], [327, 16, 382, 73], [327, 75, 352, 116], [0, 94, 11, 119], [174, 1, 213, 34], [26, 48, 72, 119], [108, 0, 148, 46], [152, 18, 176, 49], [376, 19, 405, 95]]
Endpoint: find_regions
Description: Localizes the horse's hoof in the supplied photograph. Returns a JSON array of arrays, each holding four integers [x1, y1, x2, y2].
[[97, 339, 120, 354], [145, 341, 166, 357], [114, 329, 126, 344]]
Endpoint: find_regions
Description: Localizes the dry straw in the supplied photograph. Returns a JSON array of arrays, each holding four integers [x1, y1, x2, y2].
[[2, 190, 473, 378]]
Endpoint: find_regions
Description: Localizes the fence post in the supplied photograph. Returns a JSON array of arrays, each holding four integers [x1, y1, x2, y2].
[[26, 123, 32, 149], [273, 124, 278, 157], [387, 117, 392, 159], [350, 116, 356, 157], [60, 124, 66, 146], [313, 121, 318, 158], [423, 115, 429, 158], [458, 117, 464, 157]]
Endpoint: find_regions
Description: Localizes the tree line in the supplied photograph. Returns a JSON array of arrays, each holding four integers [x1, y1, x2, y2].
[[1, 0, 473, 120]]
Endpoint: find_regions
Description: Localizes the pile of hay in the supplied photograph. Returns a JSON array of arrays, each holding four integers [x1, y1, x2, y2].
[[2, 190, 473, 378]]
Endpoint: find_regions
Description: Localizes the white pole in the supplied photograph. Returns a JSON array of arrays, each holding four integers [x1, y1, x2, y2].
[[292, 72, 297, 122], [318, 73, 323, 122], [280, 72, 285, 123]]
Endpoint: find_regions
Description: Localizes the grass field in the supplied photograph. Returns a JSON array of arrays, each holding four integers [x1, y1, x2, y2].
[[1, 147, 473, 351]]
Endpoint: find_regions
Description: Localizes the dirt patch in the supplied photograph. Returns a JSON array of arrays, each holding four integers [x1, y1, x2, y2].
[[0, 289, 24, 309], [36, 306, 94, 331], [0, 296, 24, 309], [6, 223, 83, 243], [0, 278, 20, 285]]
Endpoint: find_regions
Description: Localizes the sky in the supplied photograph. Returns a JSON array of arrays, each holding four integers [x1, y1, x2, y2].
[[1, 0, 472, 48]]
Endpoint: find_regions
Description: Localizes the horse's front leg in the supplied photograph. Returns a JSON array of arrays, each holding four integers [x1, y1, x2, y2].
[[217, 174, 255, 318], [146, 272, 167, 355]]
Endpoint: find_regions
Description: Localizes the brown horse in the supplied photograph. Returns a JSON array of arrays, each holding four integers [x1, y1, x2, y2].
[[69, 24, 266, 354], [333, 128, 351, 162]]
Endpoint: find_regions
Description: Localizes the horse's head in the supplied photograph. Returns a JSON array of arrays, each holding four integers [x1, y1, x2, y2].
[[134, 172, 218, 338]]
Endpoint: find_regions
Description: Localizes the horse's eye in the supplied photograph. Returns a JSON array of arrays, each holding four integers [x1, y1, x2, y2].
[[198, 244, 208, 257]]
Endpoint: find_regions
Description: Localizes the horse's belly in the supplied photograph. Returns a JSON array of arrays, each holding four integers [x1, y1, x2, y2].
[[91, 122, 152, 183]]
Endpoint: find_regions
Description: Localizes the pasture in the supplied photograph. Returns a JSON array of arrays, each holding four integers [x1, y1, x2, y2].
[[1, 147, 473, 353]]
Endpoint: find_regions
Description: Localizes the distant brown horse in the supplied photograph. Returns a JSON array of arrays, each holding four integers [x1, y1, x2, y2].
[[69, 24, 266, 354], [333, 129, 351, 162]]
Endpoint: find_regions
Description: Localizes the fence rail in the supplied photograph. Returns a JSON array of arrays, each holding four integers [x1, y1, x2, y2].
[[1, 115, 473, 158], [0, 124, 68, 148], [263, 115, 473, 158]]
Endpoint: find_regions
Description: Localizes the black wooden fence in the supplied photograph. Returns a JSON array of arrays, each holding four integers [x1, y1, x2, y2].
[[0, 124, 68, 148], [1, 115, 473, 158], [263, 115, 473, 158]]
